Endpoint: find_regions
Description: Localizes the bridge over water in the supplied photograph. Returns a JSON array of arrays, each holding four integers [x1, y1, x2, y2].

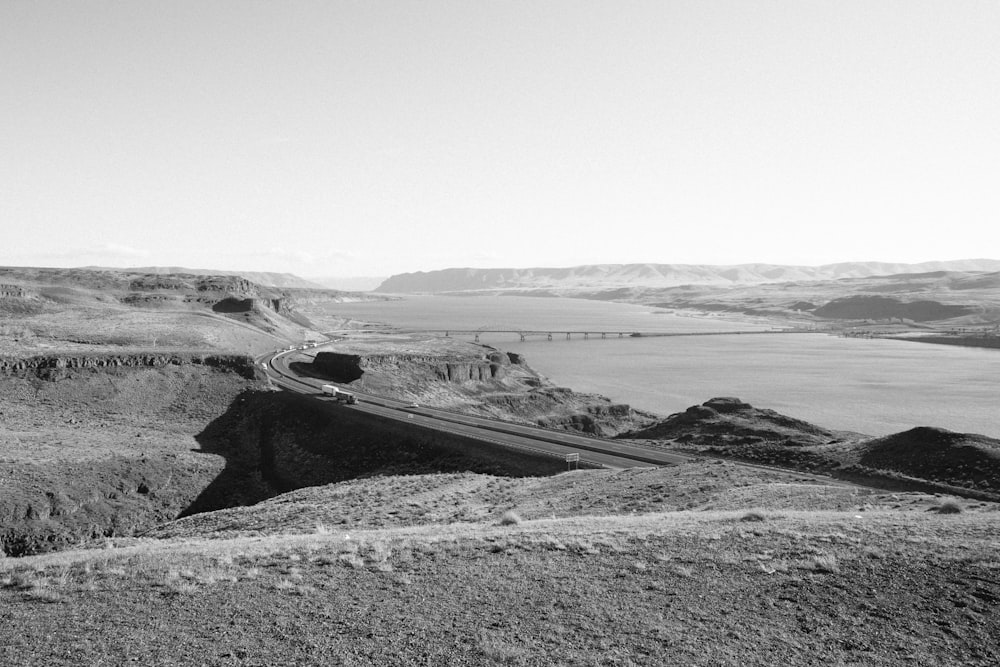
[[427, 327, 799, 342]]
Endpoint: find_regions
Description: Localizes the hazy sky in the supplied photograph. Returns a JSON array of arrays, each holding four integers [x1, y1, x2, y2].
[[2, 1, 998, 278]]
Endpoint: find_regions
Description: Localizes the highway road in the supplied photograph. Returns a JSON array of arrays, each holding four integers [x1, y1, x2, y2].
[[258, 345, 693, 470]]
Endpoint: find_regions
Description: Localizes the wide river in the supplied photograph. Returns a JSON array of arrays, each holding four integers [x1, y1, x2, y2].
[[320, 295, 1000, 438]]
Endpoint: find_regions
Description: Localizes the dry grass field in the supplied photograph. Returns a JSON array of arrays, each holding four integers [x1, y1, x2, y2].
[[2, 475, 998, 666]]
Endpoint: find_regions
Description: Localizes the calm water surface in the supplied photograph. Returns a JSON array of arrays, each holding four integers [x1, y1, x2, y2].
[[323, 296, 1000, 437]]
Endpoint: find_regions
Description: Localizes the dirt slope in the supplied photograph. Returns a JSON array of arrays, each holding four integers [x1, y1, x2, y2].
[[2, 502, 998, 666], [625, 398, 1000, 499], [858, 427, 1000, 490], [146, 462, 950, 540], [0, 357, 257, 556]]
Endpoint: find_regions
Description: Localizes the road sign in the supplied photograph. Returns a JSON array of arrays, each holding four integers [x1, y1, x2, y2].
[[565, 453, 580, 462]]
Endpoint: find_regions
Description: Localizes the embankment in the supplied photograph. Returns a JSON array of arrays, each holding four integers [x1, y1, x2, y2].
[[0, 353, 571, 556], [184, 390, 573, 517], [304, 341, 653, 436], [0, 352, 257, 380], [0, 353, 259, 556]]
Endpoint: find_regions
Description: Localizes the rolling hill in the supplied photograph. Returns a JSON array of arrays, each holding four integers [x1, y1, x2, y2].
[[375, 260, 1000, 293]]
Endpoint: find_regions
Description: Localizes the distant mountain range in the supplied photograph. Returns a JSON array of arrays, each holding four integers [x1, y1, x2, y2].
[[307, 275, 388, 291], [375, 260, 1000, 293], [87, 266, 325, 289]]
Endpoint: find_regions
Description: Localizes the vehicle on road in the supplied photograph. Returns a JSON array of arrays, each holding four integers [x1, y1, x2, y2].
[[321, 384, 358, 404]]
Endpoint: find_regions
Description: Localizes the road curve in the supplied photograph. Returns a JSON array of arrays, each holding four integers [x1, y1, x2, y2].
[[258, 345, 692, 470]]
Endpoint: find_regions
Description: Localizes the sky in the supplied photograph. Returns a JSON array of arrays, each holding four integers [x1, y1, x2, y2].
[[2, 1, 998, 279]]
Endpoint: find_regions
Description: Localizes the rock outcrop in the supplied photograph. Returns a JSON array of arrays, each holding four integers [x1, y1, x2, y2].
[[627, 397, 838, 445], [0, 353, 257, 380], [305, 337, 651, 436], [0, 284, 28, 298], [314, 350, 507, 386], [626, 398, 1000, 499]]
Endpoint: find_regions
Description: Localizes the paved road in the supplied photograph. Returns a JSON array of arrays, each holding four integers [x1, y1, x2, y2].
[[259, 346, 692, 470]]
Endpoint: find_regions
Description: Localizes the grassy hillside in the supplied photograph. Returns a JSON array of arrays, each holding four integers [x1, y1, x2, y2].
[[2, 470, 998, 666], [0, 266, 343, 356], [625, 398, 1000, 500]]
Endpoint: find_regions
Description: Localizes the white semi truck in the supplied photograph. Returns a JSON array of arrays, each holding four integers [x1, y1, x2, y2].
[[321, 384, 358, 404]]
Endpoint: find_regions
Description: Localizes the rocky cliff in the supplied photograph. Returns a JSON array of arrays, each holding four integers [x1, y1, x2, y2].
[[314, 350, 506, 384], [0, 352, 257, 380], [303, 336, 653, 437], [119, 266, 325, 289]]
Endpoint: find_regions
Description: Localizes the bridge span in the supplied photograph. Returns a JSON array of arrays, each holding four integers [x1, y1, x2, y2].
[[429, 328, 798, 342]]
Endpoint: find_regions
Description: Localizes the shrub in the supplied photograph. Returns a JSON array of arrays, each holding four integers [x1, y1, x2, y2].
[[672, 565, 695, 578], [477, 630, 530, 664], [338, 553, 365, 569], [937, 501, 962, 514], [740, 511, 766, 522], [24, 587, 65, 604], [499, 511, 522, 526], [803, 555, 840, 573]]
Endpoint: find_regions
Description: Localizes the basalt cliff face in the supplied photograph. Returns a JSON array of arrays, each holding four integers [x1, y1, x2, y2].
[[303, 337, 653, 437], [314, 350, 508, 385], [0, 352, 257, 380]]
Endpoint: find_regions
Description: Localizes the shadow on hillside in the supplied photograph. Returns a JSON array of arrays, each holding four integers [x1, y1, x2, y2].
[[212, 297, 254, 313], [287, 360, 342, 381], [179, 389, 569, 519], [180, 392, 280, 518]]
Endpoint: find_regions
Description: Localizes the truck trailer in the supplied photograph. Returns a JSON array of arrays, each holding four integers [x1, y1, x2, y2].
[[321, 384, 357, 404]]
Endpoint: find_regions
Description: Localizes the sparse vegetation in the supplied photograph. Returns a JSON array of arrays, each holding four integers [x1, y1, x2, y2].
[[3, 266, 1000, 664], [2, 483, 999, 665], [937, 500, 963, 514], [499, 510, 522, 526], [801, 554, 840, 574]]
